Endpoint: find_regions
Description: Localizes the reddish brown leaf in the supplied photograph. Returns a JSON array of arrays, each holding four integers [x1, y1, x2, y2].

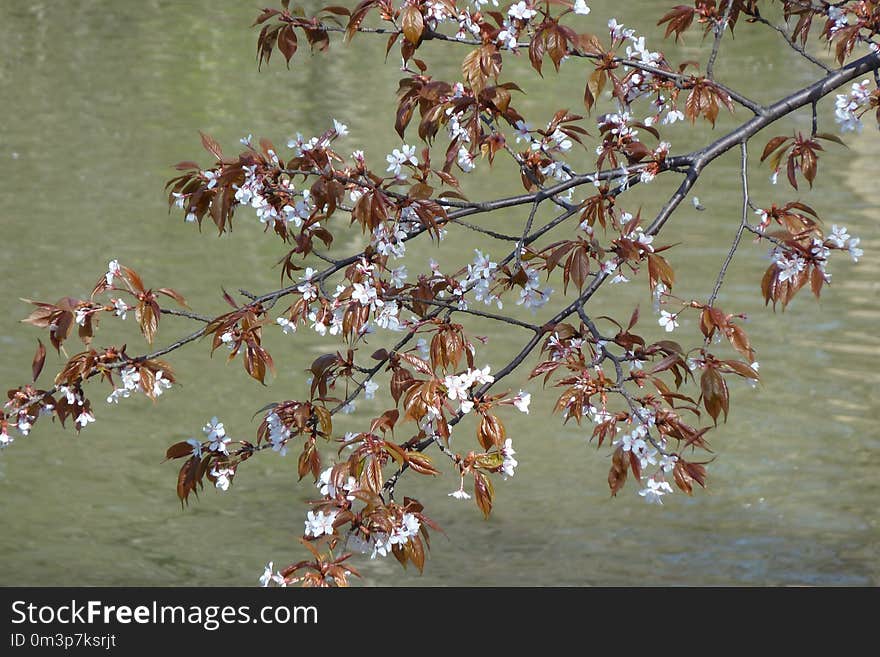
[[722, 360, 760, 380], [657, 6, 695, 41], [473, 471, 494, 518], [608, 445, 628, 496], [277, 24, 299, 65], [405, 451, 440, 476], [477, 414, 506, 450], [166, 441, 196, 460], [760, 136, 790, 162], [32, 339, 46, 382], [199, 131, 223, 161], [400, 5, 425, 45], [700, 367, 729, 425], [673, 460, 694, 495], [157, 288, 189, 308]]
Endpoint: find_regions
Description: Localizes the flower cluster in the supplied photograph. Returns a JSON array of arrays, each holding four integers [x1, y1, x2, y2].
[[444, 365, 495, 414], [835, 79, 873, 133], [265, 412, 291, 455], [317, 467, 357, 499], [304, 510, 338, 538], [463, 249, 501, 309], [516, 266, 553, 313], [106, 366, 171, 404], [370, 513, 421, 559]]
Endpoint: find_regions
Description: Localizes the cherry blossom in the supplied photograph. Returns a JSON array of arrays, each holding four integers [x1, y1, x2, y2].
[[658, 310, 679, 332], [105, 259, 121, 285], [639, 477, 673, 504], [508, 2, 536, 22], [385, 145, 417, 177], [501, 439, 518, 479], [211, 466, 234, 491], [304, 510, 338, 538], [513, 390, 531, 414], [573, 0, 590, 16]]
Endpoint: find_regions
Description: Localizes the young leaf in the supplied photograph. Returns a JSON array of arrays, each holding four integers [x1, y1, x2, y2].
[[32, 339, 46, 382]]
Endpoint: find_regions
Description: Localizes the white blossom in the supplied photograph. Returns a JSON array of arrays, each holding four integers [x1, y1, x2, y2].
[[186, 438, 203, 459], [508, 2, 536, 21], [370, 533, 393, 559], [457, 147, 476, 172], [385, 145, 418, 177], [516, 266, 553, 313], [58, 385, 81, 406], [573, 0, 590, 16], [772, 250, 806, 283], [827, 225, 850, 249], [663, 109, 685, 124], [390, 265, 408, 287], [204, 417, 229, 454], [202, 169, 219, 189], [847, 237, 863, 262], [388, 513, 421, 546], [513, 390, 531, 414], [449, 484, 471, 500], [316, 468, 357, 499], [616, 431, 646, 454], [120, 367, 140, 391], [112, 298, 128, 320], [659, 453, 678, 473], [106, 260, 121, 285], [106, 388, 131, 404], [304, 510, 338, 538], [834, 79, 871, 133], [501, 438, 518, 479], [211, 466, 234, 491], [608, 18, 635, 41], [352, 282, 380, 308], [658, 310, 679, 332], [265, 412, 291, 456], [444, 374, 470, 401], [75, 410, 96, 429], [639, 477, 673, 504], [468, 365, 495, 386], [288, 132, 319, 156], [276, 317, 297, 335], [17, 417, 32, 436], [259, 562, 274, 587], [151, 371, 173, 398], [514, 120, 532, 143]]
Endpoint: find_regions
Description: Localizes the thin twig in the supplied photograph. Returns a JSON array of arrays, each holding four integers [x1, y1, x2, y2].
[[707, 141, 750, 310], [390, 295, 541, 332], [515, 199, 541, 273], [752, 14, 834, 73], [159, 308, 212, 323], [706, 1, 734, 79]]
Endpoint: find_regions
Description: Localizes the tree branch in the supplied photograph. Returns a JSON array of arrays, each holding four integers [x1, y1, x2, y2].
[[706, 2, 734, 80], [707, 141, 750, 310], [751, 14, 834, 73]]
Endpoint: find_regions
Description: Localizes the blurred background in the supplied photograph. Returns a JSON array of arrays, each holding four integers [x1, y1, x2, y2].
[[0, 1, 877, 586]]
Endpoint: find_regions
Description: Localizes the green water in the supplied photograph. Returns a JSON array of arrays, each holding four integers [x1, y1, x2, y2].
[[0, 1, 877, 586]]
